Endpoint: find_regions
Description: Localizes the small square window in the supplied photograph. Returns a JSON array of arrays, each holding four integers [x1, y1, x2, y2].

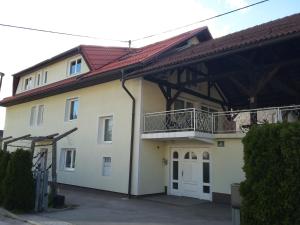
[[102, 157, 111, 176], [98, 116, 113, 144], [65, 98, 79, 121], [69, 59, 82, 75], [217, 141, 225, 147]]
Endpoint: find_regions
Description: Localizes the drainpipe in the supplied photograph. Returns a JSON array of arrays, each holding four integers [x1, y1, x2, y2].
[[121, 70, 135, 198], [0, 72, 4, 92]]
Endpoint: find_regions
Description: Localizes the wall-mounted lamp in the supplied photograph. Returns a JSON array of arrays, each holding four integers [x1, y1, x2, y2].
[[162, 158, 168, 166]]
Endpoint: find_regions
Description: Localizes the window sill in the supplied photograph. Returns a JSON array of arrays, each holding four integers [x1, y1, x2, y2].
[[64, 168, 75, 172], [97, 141, 113, 145]]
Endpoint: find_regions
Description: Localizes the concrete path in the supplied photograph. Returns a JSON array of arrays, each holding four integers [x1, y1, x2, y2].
[[22, 188, 231, 225], [0, 214, 30, 225]]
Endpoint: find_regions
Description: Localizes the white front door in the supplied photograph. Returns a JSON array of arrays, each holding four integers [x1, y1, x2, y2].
[[170, 148, 211, 200]]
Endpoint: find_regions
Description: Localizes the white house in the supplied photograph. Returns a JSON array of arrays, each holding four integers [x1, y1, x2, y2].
[[1, 13, 300, 203]]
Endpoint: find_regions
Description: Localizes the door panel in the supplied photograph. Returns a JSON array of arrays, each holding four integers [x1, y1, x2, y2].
[[170, 148, 212, 200]]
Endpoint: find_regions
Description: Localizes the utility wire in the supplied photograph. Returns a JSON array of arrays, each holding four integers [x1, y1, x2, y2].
[[0, 0, 270, 45], [131, 0, 270, 42], [0, 23, 128, 43]]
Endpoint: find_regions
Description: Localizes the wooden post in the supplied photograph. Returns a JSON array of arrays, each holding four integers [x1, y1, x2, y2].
[[250, 96, 258, 125], [51, 128, 78, 196], [51, 141, 58, 196]]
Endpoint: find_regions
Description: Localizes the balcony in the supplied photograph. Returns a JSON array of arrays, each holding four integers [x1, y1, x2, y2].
[[141, 105, 300, 140]]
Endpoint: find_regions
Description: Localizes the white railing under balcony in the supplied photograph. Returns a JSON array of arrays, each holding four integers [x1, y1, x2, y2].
[[143, 108, 212, 133], [143, 105, 300, 134]]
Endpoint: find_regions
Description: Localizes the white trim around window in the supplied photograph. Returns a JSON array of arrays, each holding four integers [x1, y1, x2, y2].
[[102, 156, 112, 176], [65, 97, 79, 121], [97, 115, 113, 144], [61, 148, 76, 171], [68, 58, 82, 76], [30, 104, 44, 127]]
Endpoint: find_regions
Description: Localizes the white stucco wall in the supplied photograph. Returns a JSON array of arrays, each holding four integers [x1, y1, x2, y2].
[[5, 79, 141, 194], [16, 54, 89, 94], [138, 78, 245, 196]]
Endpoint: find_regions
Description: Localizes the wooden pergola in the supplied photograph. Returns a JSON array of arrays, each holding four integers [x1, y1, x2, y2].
[[1, 128, 78, 197]]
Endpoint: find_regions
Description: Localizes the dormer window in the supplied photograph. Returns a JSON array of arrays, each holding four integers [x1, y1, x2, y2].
[[24, 77, 33, 90], [69, 59, 81, 75]]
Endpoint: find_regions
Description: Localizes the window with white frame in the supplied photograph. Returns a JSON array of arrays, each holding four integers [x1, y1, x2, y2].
[[43, 71, 48, 84], [61, 148, 76, 170], [69, 58, 82, 75], [30, 105, 44, 127], [98, 116, 113, 143], [36, 73, 41, 86], [102, 157, 111, 176], [24, 77, 33, 90], [65, 98, 79, 121]]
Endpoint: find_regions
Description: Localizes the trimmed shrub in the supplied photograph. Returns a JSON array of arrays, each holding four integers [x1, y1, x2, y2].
[[240, 122, 300, 225], [0, 150, 10, 205], [3, 149, 35, 211]]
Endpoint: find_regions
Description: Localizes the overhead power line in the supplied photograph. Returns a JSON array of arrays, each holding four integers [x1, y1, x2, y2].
[[0, 23, 128, 43], [131, 0, 270, 42], [0, 0, 270, 46]]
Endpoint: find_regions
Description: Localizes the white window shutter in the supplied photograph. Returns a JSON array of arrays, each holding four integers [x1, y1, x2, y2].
[[64, 100, 70, 121], [30, 106, 36, 126]]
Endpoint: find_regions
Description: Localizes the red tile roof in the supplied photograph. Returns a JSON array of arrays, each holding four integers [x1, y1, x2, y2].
[[1, 26, 210, 106], [80, 45, 130, 70], [85, 26, 209, 76], [133, 13, 300, 75]]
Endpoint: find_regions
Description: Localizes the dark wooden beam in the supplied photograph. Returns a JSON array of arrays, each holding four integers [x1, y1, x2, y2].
[[271, 79, 299, 97], [145, 77, 226, 105], [254, 66, 280, 95], [229, 76, 251, 96], [3, 134, 31, 151]]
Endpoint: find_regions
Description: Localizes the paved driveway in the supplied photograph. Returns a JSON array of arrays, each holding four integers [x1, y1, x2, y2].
[[24, 188, 231, 225]]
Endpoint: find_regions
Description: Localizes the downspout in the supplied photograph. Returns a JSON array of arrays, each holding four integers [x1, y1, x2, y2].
[[121, 69, 135, 198]]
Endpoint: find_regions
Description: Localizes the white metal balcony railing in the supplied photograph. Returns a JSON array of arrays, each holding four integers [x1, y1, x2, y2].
[[143, 105, 300, 134]]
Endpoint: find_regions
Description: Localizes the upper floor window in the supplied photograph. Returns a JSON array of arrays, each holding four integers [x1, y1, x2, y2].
[[65, 98, 79, 121], [30, 104, 44, 127], [24, 77, 33, 90], [69, 59, 81, 75], [43, 71, 48, 84], [98, 116, 113, 144], [36, 73, 41, 86]]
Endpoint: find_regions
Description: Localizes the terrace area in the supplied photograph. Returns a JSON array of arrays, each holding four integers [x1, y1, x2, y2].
[[142, 105, 300, 140]]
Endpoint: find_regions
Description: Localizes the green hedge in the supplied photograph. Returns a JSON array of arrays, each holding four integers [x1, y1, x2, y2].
[[240, 122, 300, 225], [3, 149, 35, 211], [0, 150, 10, 204]]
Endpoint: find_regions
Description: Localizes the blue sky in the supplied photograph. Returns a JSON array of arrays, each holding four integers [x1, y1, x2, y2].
[[200, 0, 300, 37], [0, 0, 299, 129]]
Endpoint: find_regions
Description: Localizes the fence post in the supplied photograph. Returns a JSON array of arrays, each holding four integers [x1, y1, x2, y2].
[[193, 108, 196, 131], [211, 113, 214, 134]]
